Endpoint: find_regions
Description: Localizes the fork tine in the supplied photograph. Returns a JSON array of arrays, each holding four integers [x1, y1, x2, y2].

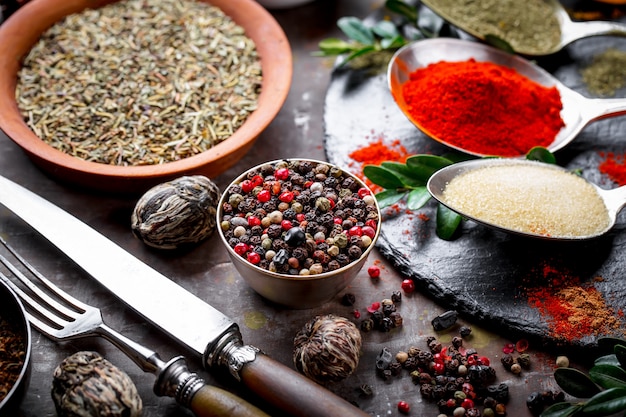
[[0, 236, 86, 318]]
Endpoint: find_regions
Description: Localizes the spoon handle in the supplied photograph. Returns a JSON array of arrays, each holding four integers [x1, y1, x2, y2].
[[562, 20, 626, 47], [601, 185, 626, 218]]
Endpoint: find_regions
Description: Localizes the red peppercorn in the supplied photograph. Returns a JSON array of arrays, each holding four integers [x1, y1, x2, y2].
[[241, 179, 255, 193], [367, 302, 380, 313], [358, 187, 371, 198], [257, 189, 271, 203], [353, 310, 361, 319], [479, 356, 491, 366], [365, 219, 378, 229], [247, 216, 261, 227], [247, 251, 261, 264], [333, 217, 343, 225], [397, 401, 410, 414], [446, 398, 457, 409], [433, 362, 445, 374], [367, 265, 381, 278], [279, 191, 294, 203], [361, 225, 376, 238], [296, 213, 306, 222], [234, 243, 249, 256], [251, 175, 263, 187], [271, 181, 281, 195], [348, 226, 363, 236], [461, 398, 475, 409], [401, 279, 415, 294], [281, 220, 293, 230], [304, 180, 313, 188], [275, 168, 289, 180]]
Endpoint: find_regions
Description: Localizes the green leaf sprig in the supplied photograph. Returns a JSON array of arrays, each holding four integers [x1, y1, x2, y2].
[[362, 147, 556, 241], [542, 337, 626, 417], [315, 0, 450, 66]]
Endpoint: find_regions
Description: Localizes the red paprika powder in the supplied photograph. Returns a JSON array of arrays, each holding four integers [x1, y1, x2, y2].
[[349, 138, 409, 191], [400, 59, 565, 157], [599, 152, 626, 186]]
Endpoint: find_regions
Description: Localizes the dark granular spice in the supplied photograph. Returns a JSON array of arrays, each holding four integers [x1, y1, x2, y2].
[[220, 160, 380, 275], [0, 315, 26, 402]]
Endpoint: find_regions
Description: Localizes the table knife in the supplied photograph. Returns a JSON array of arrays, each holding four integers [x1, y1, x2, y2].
[[0, 175, 370, 417]]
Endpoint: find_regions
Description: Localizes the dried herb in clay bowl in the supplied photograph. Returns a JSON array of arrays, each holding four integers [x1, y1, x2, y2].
[[0, 0, 292, 194], [217, 159, 382, 309], [0, 279, 32, 414]]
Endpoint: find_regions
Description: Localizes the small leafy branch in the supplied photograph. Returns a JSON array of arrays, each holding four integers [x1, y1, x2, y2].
[[361, 147, 556, 240], [542, 337, 626, 417], [314, 0, 450, 65]]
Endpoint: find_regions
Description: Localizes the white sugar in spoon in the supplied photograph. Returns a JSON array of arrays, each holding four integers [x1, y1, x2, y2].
[[427, 158, 626, 241]]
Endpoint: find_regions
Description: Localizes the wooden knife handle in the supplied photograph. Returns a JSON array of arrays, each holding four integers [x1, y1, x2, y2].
[[190, 384, 271, 417], [240, 353, 370, 417]]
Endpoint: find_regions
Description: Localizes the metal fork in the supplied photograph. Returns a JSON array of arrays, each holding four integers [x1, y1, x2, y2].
[[0, 237, 269, 417]]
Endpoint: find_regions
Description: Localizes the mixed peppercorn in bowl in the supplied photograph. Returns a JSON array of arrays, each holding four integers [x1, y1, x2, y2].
[[217, 159, 381, 309]]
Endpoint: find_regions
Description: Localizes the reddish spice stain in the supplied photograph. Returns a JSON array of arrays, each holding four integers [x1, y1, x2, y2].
[[599, 152, 626, 186], [348, 137, 410, 192]]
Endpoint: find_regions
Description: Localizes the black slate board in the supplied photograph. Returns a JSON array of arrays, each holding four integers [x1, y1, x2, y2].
[[323, 32, 626, 350]]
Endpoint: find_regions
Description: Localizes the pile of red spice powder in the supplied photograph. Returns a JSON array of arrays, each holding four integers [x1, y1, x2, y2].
[[348, 138, 409, 192], [599, 152, 626, 186], [524, 262, 624, 342], [401, 59, 565, 157]]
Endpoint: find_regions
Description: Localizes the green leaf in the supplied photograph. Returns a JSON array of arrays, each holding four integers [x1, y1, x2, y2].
[[589, 364, 626, 389], [381, 161, 426, 187], [405, 155, 454, 182], [581, 387, 626, 415], [540, 402, 582, 417], [595, 354, 620, 367], [338, 17, 375, 45], [363, 165, 405, 189], [340, 45, 378, 65], [381, 35, 406, 50], [385, 0, 418, 22], [484, 34, 515, 54], [526, 146, 556, 164], [598, 337, 626, 355], [615, 345, 626, 370], [372, 20, 400, 39], [406, 187, 431, 210], [316, 38, 356, 55], [436, 204, 462, 240], [554, 367, 602, 398], [375, 189, 405, 208]]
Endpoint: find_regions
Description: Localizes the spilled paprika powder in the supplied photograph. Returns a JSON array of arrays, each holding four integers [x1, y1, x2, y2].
[[348, 137, 409, 192], [401, 59, 565, 157], [599, 152, 626, 186]]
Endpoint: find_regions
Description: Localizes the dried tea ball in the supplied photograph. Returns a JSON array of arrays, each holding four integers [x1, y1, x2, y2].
[[51, 351, 142, 417], [131, 175, 221, 249], [293, 314, 362, 384]]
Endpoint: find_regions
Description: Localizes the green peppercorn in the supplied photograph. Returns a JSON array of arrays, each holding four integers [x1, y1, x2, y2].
[[334, 234, 348, 248], [315, 197, 331, 212], [228, 193, 244, 208], [517, 353, 531, 369]]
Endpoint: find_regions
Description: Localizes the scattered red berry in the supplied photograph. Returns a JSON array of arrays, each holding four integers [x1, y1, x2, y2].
[[247, 216, 261, 227], [479, 356, 491, 366], [401, 279, 415, 294], [367, 265, 381, 278], [251, 175, 263, 187], [397, 401, 410, 414], [353, 310, 361, 319], [361, 225, 376, 238], [279, 191, 294, 203], [281, 220, 293, 230], [367, 302, 381, 313], [275, 168, 290, 180], [358, 187, 371, 198], [461, 398, 475, 409], [516, 339, 529, 353], [348, 226, 363, 236], [503, 343, 515, 354]]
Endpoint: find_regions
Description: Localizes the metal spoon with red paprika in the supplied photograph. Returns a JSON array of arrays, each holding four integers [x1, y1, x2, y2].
[[387, 38, 626, 158], [426, 158, 626, 241]]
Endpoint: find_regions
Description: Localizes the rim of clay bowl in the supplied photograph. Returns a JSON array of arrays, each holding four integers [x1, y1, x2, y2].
[[0, 0, 292, 193], [217, 158, 382, 282], [0, 278, 32, 413]]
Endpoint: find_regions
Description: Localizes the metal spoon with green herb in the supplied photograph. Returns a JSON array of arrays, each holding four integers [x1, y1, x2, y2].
[[420, 0, 626, 56], [427, 158, 626, 241], [388, 38, 626, 158]]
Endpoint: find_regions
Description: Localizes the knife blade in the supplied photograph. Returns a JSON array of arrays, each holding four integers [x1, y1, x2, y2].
[[0, 174, 370, 417]]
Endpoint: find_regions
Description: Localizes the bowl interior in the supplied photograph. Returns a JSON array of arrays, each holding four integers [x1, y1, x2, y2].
[[0, 0, 292, 193], [0, 280, 32, 413], [217, 158, 382, 308]]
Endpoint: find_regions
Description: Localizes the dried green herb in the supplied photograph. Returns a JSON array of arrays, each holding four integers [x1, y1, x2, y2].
[[582, 48, 626, 97], [16, 0, 261, 166]]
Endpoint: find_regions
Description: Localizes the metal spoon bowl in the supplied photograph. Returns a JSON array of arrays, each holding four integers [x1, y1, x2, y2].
[[421, 0, 626, 56], [426, 158, 626, 241], [387, 38, 626, 158]]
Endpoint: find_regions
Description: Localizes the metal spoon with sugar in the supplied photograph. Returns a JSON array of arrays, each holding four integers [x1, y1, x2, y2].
[[387, 38, 626, 158], [426, 158, 626, 241], [421, 0, 626, 56]]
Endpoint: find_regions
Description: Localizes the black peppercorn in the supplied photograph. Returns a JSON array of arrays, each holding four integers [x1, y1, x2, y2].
[[360, 318, 374, 333], [273, 248, 289, 266], [341, 293, 356, 306], [526, 391, 544, 415], [459, 326, 472, 337], [500, 354, 515, 371], [284, 227, 306, 246], [376, 347, 393, 375]]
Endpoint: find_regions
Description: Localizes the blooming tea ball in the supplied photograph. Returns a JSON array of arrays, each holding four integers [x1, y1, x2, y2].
[[131, 175, 221, 249], [293, 314, 362, 384], [51, 351, 142, 417]]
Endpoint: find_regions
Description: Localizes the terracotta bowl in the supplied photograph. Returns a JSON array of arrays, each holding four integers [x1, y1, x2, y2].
[[0, 279, 32, 414], [0, 0, 292, 194], [216, 158, 381, 309]]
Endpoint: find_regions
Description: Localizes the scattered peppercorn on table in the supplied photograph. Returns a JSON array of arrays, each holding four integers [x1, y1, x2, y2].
[[3, 0, 626, 416]]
